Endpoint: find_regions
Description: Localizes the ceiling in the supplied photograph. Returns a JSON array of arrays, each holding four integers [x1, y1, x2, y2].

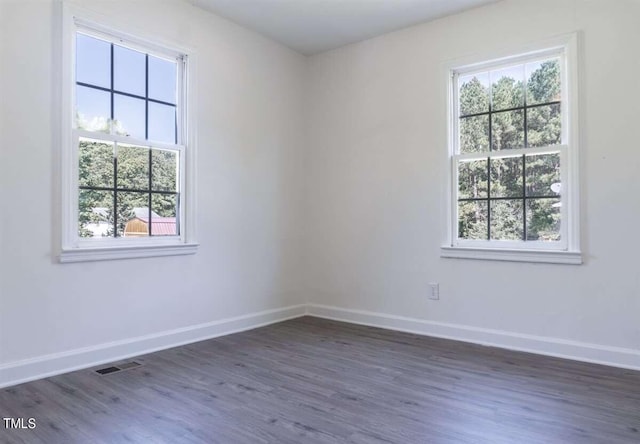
[[190, 0, 500, 55]]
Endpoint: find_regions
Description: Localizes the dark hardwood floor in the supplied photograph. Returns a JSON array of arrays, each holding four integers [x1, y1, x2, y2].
[[1, 316, 639, 443]]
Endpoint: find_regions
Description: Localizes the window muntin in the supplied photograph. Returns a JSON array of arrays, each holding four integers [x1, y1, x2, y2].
[[74, 30, 184, 241], [452, 53, 568, 248]]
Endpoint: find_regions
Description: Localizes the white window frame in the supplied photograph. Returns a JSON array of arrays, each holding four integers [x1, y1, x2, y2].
[[59, 4, 198, 263], [441, 34, 581, 265]]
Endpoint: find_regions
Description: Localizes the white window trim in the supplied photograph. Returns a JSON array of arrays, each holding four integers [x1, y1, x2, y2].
[[441, 33, 581, 265], [59, 4, 198, 263]]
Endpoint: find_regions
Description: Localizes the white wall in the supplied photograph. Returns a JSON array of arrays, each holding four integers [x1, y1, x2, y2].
[[0, 0, 307, 381], [305, 0, 640, 366]]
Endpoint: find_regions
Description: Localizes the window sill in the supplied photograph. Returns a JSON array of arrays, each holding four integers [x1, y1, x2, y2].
[[59, 242, 199, 263], [440, 246, 582, 265]]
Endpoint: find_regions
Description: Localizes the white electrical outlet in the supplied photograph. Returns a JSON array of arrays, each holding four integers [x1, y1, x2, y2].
[[428, 283, 439, 300]]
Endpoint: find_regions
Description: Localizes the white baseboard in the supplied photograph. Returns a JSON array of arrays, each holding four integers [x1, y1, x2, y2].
[[3, 302, 638, 389], [307, 304, 640, 371], [0, 304, 307, 389]]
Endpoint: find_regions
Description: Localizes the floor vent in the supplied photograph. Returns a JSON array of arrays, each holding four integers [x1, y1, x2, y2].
[[95, 361, 142, 375], [95, 366, 121, 375]]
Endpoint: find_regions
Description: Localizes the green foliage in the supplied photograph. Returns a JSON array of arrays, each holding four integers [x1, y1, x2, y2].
[[492, 77, 523, 110], [459, 77, 489, 115], [490, 156, 522, 198], [527, 198, 561, 241], [458, 201, 487, 240], [78, 189, 113, 238], [79, 141, 113, 188], [527, 104, 561, 147], [527, 60, 561, 104], [491, 109, 524, 150], [78, 140, 179, 238], [150, 149, 179, 220], [457, 58, 562, 242], [458, 160, 487, 199], [490, 200, 523, 240], [460, 115, 489, 153]]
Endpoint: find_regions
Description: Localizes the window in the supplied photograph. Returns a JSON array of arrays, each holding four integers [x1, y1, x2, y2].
[[442, 36, 581, 264], [60, 11, 197, 262]]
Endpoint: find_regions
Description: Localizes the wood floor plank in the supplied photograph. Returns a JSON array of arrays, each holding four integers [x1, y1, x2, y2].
[[1, 317, 639, 443]]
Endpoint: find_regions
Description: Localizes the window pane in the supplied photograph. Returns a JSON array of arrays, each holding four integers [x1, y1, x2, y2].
[[458, 159, 487, 199], [152, 149, 178, 192], [79, 189, 113, 238], [151, 194, 178, 236], [460, 115, 489, 153], [458, 201, 488, 240], [114, 94, 146, 139], [491, 64, 524, 111], [527, 104, 561, 147], [117, 143, 149, 190], [76, 86, 110, 132], [117, 192, 149, 237], [491, 109, 524, 150], [459, 72, 489, 116], [526, 198, 561, 241], [76, 34, 110, 88], [114, 45, 146, 97], [79, 139, 114, 188], [490, 200, 523, 240], [149, 56, 177, 104], [148, 102, 176, 143], [525, 152, 560, 197], [526, 58, 561, 105], [490, 156, 523, 198]]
